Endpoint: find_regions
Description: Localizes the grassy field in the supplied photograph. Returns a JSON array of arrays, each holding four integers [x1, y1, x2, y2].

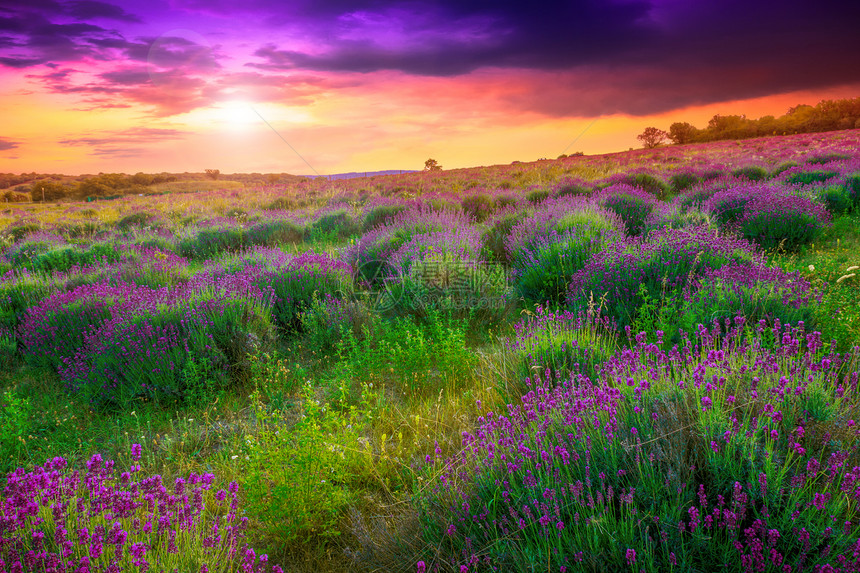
[[1, 130, 860, 572]]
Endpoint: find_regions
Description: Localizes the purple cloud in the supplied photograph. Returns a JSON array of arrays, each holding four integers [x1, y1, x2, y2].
[[0, 137, 21, 151]]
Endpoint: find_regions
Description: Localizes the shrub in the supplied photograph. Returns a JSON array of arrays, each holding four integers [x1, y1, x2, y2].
[[115, 211, 157, 232], [3, 222, 41, 243], [771, 160, 798, 177], [847, 173, 860, 211], [785, 170, 841, 186], [177, 225, 247, 259], [3, 233, 66, 268], [415, 322, 860, 571], [494, 194, 517, 208], [479, 209, 528, 265], [382, 254, 512, 327], [738, 192, 831, 251], [526, 188, 551, 204], [460, 194, 495, 222], [679, 263, 821, 334], [705, 185, 761, 227], [298, 293, 373, 352], [567, 226, 759, 330], [265, 196, 297, 211], [678, 187, 718, 213], [820, 185, 853, 215], [245, 219, 304, 247], [597, 185, 659, 236], [28, 243, 124, 274], [22, 276, 276, 407], [644, 202, 713, 233], [507, 306, 616, 391], [731, 165, 768, 181], [0, 452, 282, 572], [361, 203, 406, 232], [805, 152, 850, 165], [620, 172, 671, 199], [552, 178, 591, 199], [347, 207, 476, 285], [512, 210, 621, 305], [669, 171, 701, 193], [253, 251, 353, 332], [307, 208, 359, 241]]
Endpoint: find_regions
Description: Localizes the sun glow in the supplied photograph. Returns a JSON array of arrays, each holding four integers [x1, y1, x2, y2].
[[218, 101, 260, 127]]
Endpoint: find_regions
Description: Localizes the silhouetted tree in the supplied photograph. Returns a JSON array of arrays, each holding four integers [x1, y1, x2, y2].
[[205, 169, 221, 180], [424, 158, 442, 171], [637, 127, 668, 149]]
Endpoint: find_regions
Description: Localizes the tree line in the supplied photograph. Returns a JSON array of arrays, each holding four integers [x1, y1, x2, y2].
[[638, 97, 860, 148]]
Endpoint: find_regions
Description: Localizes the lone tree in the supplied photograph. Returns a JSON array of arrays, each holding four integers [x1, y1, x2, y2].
[[205, 169, 220, 180], [637, 127, 669, 149], [424, 158, 442, 171]]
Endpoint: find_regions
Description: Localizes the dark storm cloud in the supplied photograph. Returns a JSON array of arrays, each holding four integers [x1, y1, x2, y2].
[[246, 0, 652, 76], [240, 0, 860, 114], [66, 1, 141, 22], [3, 0, 859, 118]]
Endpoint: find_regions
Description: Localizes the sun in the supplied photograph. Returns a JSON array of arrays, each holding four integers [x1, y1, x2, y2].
[[218, 100, 259, 127]]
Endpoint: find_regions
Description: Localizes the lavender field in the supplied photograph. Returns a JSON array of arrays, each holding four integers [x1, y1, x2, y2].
[[2, 131, 860, 572]]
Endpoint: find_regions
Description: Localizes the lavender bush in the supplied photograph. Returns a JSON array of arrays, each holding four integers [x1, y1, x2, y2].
[[0, 448, 283, 573], [416, 320, 860, 571]]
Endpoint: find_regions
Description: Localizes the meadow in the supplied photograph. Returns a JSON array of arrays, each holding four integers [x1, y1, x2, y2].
[[1, 129, 860, 572]]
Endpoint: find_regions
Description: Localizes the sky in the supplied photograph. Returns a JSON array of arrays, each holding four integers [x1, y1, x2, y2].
[[0, 0, 859, 176]]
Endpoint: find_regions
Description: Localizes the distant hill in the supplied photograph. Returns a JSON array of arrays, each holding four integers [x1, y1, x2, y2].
[[303, 170, 419, 180]]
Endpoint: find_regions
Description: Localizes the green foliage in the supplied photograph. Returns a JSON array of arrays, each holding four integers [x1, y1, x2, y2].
[[480, 211, 526, 265], [820, 185, 853, 216], [298, 293, 372, 353], [805, 152, 850, 165], [513, 318, 615, 389], [785, 170, 841, 186], [620, 173, 671, 200], [740, 210, 823, 252], [383, 255, 512, 329], [337, 311, 479, 396], [514, 225, 613, 305], [603, 194, 654, 236], [460, 194, 494, 222], [245, 219, 304, 247], [526, 189, 550, 204], [846, 174, 860, 211], [180, 355, 226, 407], [670, 171, 701, 193], [731, 165, 768, 181], [307, 209, 359, 241], [0, 390, 32, 462], [177, 226, 247, 259], [28, 243, 123, 274], [265, 197, 297, 211], [243, 383, 367, 547], [362, 204, 406, 232]]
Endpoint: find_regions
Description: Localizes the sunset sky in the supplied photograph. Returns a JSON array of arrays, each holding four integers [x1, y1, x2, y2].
[[1, 0, 859, 176]]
